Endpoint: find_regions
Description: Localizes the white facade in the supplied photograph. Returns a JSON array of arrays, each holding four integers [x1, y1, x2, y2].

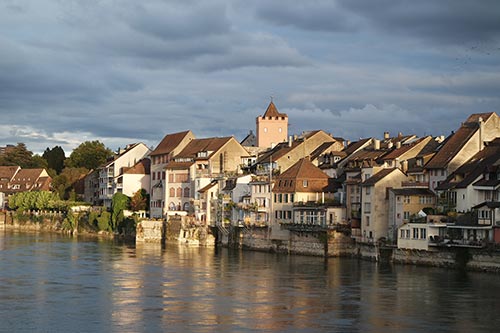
[[98, 143, 151, 207]]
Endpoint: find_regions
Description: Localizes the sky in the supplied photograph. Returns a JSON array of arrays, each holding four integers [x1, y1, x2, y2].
[[1, 0, 500, 155]]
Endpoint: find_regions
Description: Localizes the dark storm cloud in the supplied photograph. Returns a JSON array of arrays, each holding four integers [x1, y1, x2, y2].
[[255, 1, 358, 32], [127, 3, 231, 40], [256, 0, 500, 45], [1, 0, 499, 155]]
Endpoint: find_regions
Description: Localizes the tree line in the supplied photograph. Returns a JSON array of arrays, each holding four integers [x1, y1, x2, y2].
[[0, 140, 114, 199]]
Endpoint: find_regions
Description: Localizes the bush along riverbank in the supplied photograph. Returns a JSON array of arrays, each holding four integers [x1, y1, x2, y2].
[[0, 208, 139, 240], [1, 191, 141, 239]]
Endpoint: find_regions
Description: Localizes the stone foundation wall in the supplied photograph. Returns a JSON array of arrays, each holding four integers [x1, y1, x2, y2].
[[136, 220, 166, 243]]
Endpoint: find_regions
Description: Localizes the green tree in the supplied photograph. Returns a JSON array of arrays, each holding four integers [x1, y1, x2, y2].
[[111, 193, 130, 232], [65, 140, 113, 170], [42, 146, 65, 174], [130, 189, 149, 212], [0, 143, 33, 168], [8, 191, 59, 211], [30, 154, 48, 169], [51, 167, 88, 200]]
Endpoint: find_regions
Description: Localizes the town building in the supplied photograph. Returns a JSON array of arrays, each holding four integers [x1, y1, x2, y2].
[[272, 158, 342, 236], [256, 101, 288, 148], [425, 112, 500, 192], [164, 136, 250, 220], [98, 143, 151, 208], [359, 168, 408, 242], [0, 166, 52, 209], [149, 130, 195, 218]]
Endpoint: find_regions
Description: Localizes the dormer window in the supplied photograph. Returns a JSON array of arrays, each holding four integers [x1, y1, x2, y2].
[[302, 180, 308, 187]]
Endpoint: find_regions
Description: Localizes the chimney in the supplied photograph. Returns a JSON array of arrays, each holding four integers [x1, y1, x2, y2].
[[373, 139, 380, 150], [395, 141, 401, 149], [388, 141, 393, 149], [479, 117, 484, 150], [288, 135, 293, 148], [384, 131, 390, 140]]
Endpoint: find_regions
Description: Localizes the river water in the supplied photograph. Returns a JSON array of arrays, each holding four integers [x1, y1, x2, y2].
[[1, 231, 499, 333]]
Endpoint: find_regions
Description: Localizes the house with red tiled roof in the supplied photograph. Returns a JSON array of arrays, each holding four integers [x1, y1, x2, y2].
[[256, 101, 288, 148], [116, 158, 151, 198], [0, 166, 52, 209], [254, 130, 342, 175], [0, 166, 21, 208], [425, 112, 500, 191], [271, 158, 345, 239], [164, 136, 250, 221], [149, 130, 195, 218]]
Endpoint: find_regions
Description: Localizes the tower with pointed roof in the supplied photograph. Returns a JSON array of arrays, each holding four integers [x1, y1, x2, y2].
[[256, 101, 288, 148]]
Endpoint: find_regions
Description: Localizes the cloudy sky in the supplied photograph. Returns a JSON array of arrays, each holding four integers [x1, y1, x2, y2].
[[1, 0, 500, 155]]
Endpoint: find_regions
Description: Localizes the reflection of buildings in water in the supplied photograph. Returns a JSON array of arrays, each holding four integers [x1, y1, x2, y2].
[[110, 247, 144, 328]]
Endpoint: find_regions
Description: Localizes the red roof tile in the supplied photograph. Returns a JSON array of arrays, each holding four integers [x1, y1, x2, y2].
[[262, 101, 287, 118], [150, 130, 193, 156]]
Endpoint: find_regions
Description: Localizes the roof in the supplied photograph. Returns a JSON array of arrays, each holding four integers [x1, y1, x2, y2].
[[436, 139, 500, 190], [274, 158, 334, 192], [198, 180, 218, 193], [310, 142, 337, 161], [344, 138, 372, 156], [382, 136, 430, 160], [0, 166, 20, 180], [123, 158, 150, 175], [175, 137, 233, 160], [240, 131, 256, 147], [4, 168, 52, 193], [472, 201, 500, 209], [150, 130, 193, 156], [425, 113, 493, 169], [390, 188, 435, 196], [262, 101, 287, 118], [362, 168, 399, 186]]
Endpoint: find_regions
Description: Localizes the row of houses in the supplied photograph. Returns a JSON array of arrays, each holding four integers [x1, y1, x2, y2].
[[4, 101, 499, 251], [0, 166, 52, 209]]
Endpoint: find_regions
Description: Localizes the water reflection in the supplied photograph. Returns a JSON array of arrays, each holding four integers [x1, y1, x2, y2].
[[1, 231, 500, 332]]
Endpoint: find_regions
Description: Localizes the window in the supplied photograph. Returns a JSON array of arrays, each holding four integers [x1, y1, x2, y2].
[[406, 230, 410, 238], [284, 194, 288, 202], [303, 180, 308, 187], [364, 202, 371, 213], [365, 216, 370, 226], [290, 194, 294, 202], [403, 211, 410, 220], [413, 228, 419, 239], [278, 194, 282, 203], [420, 228, 427, 239], [183, 188, 190, 198], [365, 187, 371, 195], [152, 173, 156, 181], [169, 188, 175, 197], [404, 196, 410, 204], [176, 187, 182, 197], [264, 127, 268, 133], [400, 230, 405, 238]]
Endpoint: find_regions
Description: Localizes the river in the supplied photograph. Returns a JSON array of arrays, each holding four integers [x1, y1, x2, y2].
[[1, 231, 499, 332]]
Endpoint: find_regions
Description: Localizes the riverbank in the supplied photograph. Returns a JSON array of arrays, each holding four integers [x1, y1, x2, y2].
[[0, 210, 129, 241], [4, 214, 500, 273]]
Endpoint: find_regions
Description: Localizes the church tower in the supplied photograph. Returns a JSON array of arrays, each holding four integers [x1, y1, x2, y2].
[[256, 101, 288, 148]]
